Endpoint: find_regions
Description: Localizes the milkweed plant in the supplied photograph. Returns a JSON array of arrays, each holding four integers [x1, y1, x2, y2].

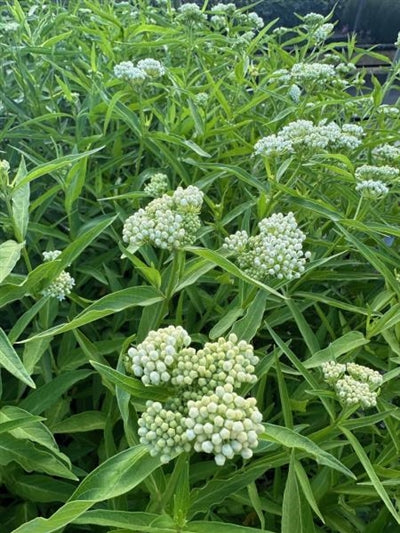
[[0, 1, 399, 532]]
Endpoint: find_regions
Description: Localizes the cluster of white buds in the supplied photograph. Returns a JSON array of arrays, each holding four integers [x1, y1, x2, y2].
[[177, 3, 206, 23], [122, 185, 203, 251], [184, 384, 263, 465], [396, 32, 400, 48], [355, 165, 399, 182], [240, 12, 264, 29], [372, 144, 400, 162], [138, 401, 191, 464], [302, 12, 326, 26], [41, 250, 75, 301], [291, 63, 337, 88], [127, 326, 194, 386], [355, 180, 389, 198], [376, 105, 400, 117], [335, 376, 378, 409], [321, 361, 346, 384], [144, 172, 169, 197], [346, 362, 383, 387], [313, 23, 334, 42], [128, 327, 263, 465], [195, 334, 259, 391], [224, 212, 311, 281], [210, 3, 237, 16], [114, 57, 165, 84], [193, 92, 209, 106], [288, 84, 301, 103], [254, 120, 363, 158], [322, 361, 382, 409]]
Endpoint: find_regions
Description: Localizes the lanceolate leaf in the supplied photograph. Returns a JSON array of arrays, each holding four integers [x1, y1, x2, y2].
[[0, 328, 35, 388]]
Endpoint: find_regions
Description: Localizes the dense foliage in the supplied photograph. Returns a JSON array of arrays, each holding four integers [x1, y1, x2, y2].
[[1, 1, 400, 532]]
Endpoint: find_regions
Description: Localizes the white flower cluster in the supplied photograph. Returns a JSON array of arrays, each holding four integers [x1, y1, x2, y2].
[[223, 212, 311, 281], [322, 361, 383, 409], [302, 12, 325, 26], [377, 105, 400, 117], [241, 11, 264, 29], [177, 3, 206, 23], [138, 401, 191, 463], [144, 172, 169, 197], [185, 384, 263, 465], [313, 23, 334, 42], [41, 250, 75, 301], [355, 180, 389, 198], [114, 58, 165, 84], [321, 361, 346, 383], [129, 327, 263, 465], [396, 31, 400, 48], [372, 144, 400, 162], [301, 14, 333, 41], [127, 328, 258, 389], [254, 120, 363, 157], [122, 185, 203, 251], [288, 84, 301, 103], [193, 92, 209, 106], [355, 164, 399, 182]]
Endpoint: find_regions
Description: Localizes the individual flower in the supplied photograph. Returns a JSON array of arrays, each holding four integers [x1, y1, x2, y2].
[[41, 250, 75, 301], [122, 185, 204, 251], [184, 383, 264, 465], [224, 212, 311, 281], [144, 172, 169, 197]]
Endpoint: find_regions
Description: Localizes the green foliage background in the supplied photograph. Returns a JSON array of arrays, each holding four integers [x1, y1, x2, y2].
[[1, 1, 400, 532]]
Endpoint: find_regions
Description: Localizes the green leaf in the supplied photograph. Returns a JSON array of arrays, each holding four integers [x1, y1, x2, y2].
[[209, 305, 244, 339], [282, 452, 316, 533], [261, 424, 355, 479], [186, 247, 286, 300], [0, 328, 35, 388], [51, 411, 106, 433], [91, 361, 171, 402], [304, 332, 369, 369], [294, 460, 325, 523], [12, 446, 161, 533], [11, 157, 30, 241], [0, 240, 24, 283], [340, 426, 400, 525], [184, 522, 270, 533], [23, 286, 163, 341], [0, 433, 77, 480], [19, 370, 92, 415], [231, 291, 267, 342], [8, 474, 75, 503], [12, 146, 104, 190]]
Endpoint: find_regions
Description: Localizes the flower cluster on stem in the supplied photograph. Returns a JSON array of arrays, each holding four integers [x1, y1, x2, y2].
[[41, 250, 75, 301], [126, 328, 263, 465], [223, 212, 311, 281], [322, 361, 383, 409], [122, 185, 203, 252]]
